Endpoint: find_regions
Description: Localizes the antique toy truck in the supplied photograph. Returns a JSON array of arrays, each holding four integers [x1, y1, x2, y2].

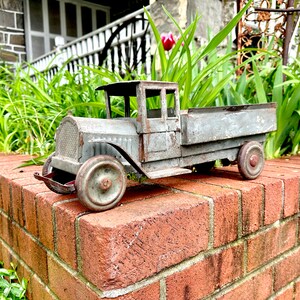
[[34, 80, 277, 211]]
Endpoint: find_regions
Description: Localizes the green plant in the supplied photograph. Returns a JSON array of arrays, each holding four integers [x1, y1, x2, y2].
[[0, 261, 27, 300], [264, 59, 300, 158], [144, 1, 264, 109], [0, 0, 298, 160]]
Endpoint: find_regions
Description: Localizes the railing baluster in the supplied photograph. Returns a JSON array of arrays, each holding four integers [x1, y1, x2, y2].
[[28, 6, 151, 81]]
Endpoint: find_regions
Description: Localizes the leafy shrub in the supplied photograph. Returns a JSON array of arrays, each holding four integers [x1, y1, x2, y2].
[[0, 2, 298, 160], [0, 261, 27, 300]]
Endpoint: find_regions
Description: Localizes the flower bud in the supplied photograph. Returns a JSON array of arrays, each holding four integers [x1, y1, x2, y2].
[[161, 32, 176, 51]]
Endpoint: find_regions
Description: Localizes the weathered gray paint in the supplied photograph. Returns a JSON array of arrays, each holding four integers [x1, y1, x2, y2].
[[51, 81, 276, 179], [181, 104, 277, 145]]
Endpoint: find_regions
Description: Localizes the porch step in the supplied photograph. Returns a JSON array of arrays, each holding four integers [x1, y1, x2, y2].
[[146, 167, 192, 179]]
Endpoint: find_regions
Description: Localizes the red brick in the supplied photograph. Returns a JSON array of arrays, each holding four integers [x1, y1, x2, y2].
[[0, 242, 32, 296], [213, 190, 239, 247], [149, 176, 239, 247], [0, 165, 39, 179], [274, 247, 300, 291], [0, 212, 12, 246], [195, 175, 264, 235], [209, 169, 283, 226], [259, 168, 299, 217], [0, 153, 32, 162], [267, 156, 300, 166], [299, 216, 300, 242], [262, 179, 283, 225], [295, 280, 300, 300], [0, 241, 15, 269], [54, 200, 87, 269], [216, 268, 273, 300], [79, 192, 210, 290], [0, 217, 48, 282], [166, 243, 244, 299], [247, 219, 297, 272], [22, 184, 49, 237], [10, 177, 43, 227], [11, 179, 25, 226], [0, 169, 41, 216], [283, 177, 299, 217], [243, 175, 283, 225], [120, 184, 171, 205], [36, 192, 76, 250], [105, 282, 160, 300], [0, 176, 12, 215], [47, 255, 101, 300], [29, 274, 57, 300], [273, 286, 294, 300], [12, 223, 48, 283]]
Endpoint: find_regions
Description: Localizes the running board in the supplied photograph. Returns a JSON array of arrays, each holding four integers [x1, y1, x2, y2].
[[146, 167, 192, 179]]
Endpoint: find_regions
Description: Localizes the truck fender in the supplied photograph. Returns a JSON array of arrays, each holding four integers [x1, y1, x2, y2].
[[90, 139, 149, 178]]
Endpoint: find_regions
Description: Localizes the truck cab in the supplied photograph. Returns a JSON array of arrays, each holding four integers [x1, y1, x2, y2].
[[97, 81, 184, 176]]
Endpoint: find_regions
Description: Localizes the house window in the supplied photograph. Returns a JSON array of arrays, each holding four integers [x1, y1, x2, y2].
[[24, 0, 110, 61]]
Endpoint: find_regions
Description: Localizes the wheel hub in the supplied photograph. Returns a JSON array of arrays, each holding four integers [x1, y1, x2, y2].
[[249, 154, 259, 167], [99, 178, 112, 191]]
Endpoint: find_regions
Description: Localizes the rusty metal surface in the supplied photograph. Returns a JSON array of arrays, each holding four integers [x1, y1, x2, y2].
[[238, 0, 300, 64], [181, 103, 277, 145], [51, 81, 276, 177], [36, 81, 278, 211], [52, 115, 139, 175], [33, 172, 76, 193], [237, 141, 265, 179], [75, 155, 127, 211]]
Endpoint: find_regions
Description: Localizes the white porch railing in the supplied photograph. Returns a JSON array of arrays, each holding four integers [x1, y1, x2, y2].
[[28, 6, 152, 80]]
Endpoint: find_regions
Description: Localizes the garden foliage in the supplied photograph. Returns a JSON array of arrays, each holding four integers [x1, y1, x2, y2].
[[0, 1, 299, 160], [0, 261, 27, 300]]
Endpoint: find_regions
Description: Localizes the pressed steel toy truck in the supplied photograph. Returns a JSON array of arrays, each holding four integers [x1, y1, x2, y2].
[[34, 80, 277, 211]]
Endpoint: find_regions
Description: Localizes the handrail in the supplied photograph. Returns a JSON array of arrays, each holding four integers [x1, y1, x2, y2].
[[27, 6, 152, 79]]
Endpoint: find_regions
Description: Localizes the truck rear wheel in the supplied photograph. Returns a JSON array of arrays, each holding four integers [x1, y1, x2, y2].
[[237, 141, 264, 179], [75, 155, 127, 211]]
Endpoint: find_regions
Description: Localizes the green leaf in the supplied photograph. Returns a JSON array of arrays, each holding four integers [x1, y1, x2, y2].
[[252, 61, 267, 103], [198, 0, 253, 60], [144, 8, 167, 75]]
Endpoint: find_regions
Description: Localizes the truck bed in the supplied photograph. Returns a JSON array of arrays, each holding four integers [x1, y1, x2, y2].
[[180, 103, 277, 145]]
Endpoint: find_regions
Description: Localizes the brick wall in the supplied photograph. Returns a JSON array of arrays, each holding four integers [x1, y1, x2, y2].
[[0, 0, 26, 64], [0, 153, 300, 299]]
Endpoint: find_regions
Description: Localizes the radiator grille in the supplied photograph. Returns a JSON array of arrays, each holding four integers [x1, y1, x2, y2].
[[55, 121, 79, 159]]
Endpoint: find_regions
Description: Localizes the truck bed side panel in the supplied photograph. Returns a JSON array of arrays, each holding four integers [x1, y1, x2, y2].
[[181, 104, 276, 145]]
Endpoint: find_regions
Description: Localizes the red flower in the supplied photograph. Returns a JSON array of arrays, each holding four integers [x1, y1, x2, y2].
[[161, 32, 176, 51]]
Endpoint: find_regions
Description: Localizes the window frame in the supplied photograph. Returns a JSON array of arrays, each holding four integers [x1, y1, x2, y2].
[[24, 0, 110, 61]]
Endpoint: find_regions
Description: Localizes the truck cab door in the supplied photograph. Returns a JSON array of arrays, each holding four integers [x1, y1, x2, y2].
[[136, 82, 181, 163]]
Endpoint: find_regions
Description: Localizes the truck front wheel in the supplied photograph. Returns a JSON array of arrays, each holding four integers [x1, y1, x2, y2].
[[75, 155, 127, 211]]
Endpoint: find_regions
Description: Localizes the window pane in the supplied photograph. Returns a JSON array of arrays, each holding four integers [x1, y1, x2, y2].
[[50, 38, 55, 51], [30, 0, 43, 31], [31, 36, 45, 59], [48, 0, 61, 34], [96, 10, 107, 28], [81, 6, 92, 35], [65, 3, 77, 37]]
